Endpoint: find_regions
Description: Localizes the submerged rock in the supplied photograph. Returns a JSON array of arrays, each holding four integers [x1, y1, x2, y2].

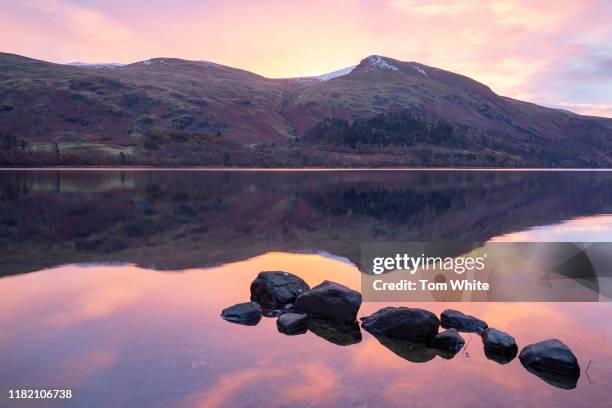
[[277, 312, 309, 335], [481, 328, 518, 364], [519, 339, 580, 389], [361, 307, 440, 343], [294, 280, 362, 323], [308, 317, 362, 346], [430, 328, 464, 357], [250, 271, 309, 310], [221, 302, 262, 326], [441, 309, 488, 333]]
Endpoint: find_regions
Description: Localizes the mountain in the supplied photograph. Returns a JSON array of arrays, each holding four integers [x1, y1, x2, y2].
[[292, 65, 357, 82], [66, 61, 125, 69], [1, 52, 611, 167]]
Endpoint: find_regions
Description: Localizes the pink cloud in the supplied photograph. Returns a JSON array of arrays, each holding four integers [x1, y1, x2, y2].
[[0, 0, 610, 116]]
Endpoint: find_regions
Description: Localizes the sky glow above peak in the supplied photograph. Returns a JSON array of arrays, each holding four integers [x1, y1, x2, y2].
[[1, 0, 611, 117]]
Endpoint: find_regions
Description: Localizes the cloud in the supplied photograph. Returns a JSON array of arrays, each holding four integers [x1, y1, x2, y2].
[[555, 102, 612, 117], [2, 0, 611, 113], [489, 0, 585, 31], [22, 0, 134, 44], [386, 0, 475, 16]]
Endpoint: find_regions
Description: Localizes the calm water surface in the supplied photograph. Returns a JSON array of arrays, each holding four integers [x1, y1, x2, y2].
[[1, 170, 611, 408]]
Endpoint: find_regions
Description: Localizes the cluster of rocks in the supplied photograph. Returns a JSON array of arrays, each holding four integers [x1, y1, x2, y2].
[[221, 271, 363, 345], [222, 271, 581, 389]]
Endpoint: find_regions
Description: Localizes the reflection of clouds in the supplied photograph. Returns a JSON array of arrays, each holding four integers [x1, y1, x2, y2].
[[2, 253, 612, 406], [491, 215, 612, 242], [284, 361, 342, 402], [346, 330, 531, 407], [349, 336, 414, 370], [478, 303, 561, 328], [189, 360, 342, 408], [42, 286, 139, 327], [31, 348, 117, 388]]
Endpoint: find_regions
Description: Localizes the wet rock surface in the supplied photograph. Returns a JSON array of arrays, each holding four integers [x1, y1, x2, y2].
[[361, 307, 440, 343], [226, 272, 584, 391], [441, 309, 488, 333], [221, 301, 262, 326], [250, 271, 309, 309], [277, 312, 309, 335], [294, 280, 362, 323], [519, 339, 580, 389], [481, 328, 518, 364], [430, 328, 465, 355]]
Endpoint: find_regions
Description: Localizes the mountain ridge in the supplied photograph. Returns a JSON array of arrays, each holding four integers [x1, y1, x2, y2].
[[1, 52, 611, 167]]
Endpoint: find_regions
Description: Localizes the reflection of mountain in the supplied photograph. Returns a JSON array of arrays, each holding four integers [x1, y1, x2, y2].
[[2, 170, 612, 277]]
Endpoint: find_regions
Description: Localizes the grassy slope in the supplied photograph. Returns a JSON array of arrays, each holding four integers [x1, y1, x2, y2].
[[1, 53, 612, 167]]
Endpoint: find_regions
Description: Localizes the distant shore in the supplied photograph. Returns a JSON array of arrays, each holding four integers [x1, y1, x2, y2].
[[2, 167, 612, 171]]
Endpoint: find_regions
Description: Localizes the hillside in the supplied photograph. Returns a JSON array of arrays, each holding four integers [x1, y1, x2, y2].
[[1, 52, 611, 167]]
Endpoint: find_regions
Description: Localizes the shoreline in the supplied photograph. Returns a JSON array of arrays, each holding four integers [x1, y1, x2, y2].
[[2, 167, 612, 172]]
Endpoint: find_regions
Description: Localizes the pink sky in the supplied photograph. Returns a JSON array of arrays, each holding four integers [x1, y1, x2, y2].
[[1, 0, 611, 117]]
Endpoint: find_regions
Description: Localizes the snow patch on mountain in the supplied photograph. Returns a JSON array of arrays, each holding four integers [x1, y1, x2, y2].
[[142, 59, 167, 65], [314, 65, 357, 81], [412, 65, 427, 76], [363, 55, 399, 72], [67, 62, 124, 69], [291, 65, 357, 82]]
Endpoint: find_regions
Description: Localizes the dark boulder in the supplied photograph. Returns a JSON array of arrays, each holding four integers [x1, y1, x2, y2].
[[221, 302, 262, 326], [266, 309, 285, 317], [308, 318, 362, 346], [441, 309, 488, 333], [430, 328, 465, 357], [294, 280, 362, 323], [250, 271, 309, 310], [481, 328, 518, 364], [519, 339, 580, 389], [361, 307, 440, 343], [277, 312, 309, 335]]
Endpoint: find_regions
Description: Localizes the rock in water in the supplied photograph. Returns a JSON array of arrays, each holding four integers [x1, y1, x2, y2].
[[519, 339, 580, 389], [441, 309, 488, 333], [481, 328, 518, 364], [221, 302, 262, 325], [294, 280, 362, 323], [430, 328, 465, 356], [250, 271, 310, 310], [277, 312, 309, 335], [361, 307, 440, 343]]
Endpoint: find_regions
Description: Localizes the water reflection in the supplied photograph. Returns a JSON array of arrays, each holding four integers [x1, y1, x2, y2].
[[1, 170, 612, 407], [369, 334, 439, 363], [484, 347, 517, 365], [307, 318, 362, 346], [3, 170, 612, 277], [521, 362, 581, 390], [0, 253, 610, 407]]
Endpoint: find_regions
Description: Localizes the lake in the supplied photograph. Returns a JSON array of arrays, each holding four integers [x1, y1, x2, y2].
[[1, 170, 611, 408]]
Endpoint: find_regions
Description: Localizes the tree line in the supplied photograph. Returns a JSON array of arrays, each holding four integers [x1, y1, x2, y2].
[[304, 111, 465, 148]]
